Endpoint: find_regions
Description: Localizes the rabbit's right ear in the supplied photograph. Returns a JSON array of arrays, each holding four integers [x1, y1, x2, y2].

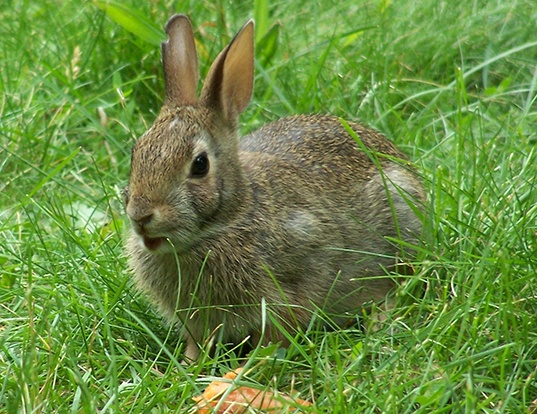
[[162, 14, 199, 106]]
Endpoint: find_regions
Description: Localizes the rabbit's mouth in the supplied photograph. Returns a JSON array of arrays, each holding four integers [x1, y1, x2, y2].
[[143, 236, 165, 251]]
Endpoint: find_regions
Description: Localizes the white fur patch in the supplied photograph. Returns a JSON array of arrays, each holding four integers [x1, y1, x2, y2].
[[168, 117, 180, 131], [285, 210, 318, 238]]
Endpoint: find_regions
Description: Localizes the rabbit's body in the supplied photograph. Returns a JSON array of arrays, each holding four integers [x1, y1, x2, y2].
[[124, 16, 424, 361]]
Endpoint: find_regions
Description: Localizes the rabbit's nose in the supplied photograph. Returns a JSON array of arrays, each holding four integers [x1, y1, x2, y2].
[[126, 196, 155, 228], [135, 213, 154, 228]]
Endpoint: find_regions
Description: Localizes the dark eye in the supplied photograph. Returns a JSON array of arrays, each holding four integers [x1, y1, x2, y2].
[[190, 152, 210, 178]]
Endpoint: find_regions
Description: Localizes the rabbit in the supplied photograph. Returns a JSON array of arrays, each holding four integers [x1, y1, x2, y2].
[[123, 14, 424, 362]]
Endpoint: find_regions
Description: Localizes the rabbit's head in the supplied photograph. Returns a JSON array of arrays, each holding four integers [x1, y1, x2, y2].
[[123, 15, 254, 254]]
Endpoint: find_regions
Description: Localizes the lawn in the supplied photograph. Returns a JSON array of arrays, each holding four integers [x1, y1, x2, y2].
[[1, 0, 537, 412]]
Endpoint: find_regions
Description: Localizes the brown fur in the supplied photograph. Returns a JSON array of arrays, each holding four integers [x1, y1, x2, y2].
[[123, 15, 424, 361]]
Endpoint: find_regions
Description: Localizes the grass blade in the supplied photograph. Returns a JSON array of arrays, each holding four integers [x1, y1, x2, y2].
[[94, 0, 165, 45]]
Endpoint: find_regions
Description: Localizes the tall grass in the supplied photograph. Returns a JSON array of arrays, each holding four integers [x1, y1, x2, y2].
[[1, 0, 536, 412]]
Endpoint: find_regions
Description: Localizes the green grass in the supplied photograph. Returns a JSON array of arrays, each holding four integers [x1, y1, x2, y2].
[[1, 0, 537, 412]]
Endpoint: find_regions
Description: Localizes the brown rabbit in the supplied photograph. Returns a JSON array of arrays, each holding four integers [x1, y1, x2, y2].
[[124, 14, 424, 361]]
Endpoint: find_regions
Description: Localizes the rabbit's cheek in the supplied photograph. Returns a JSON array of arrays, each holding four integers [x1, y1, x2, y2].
[[187, 181, 220, 220]]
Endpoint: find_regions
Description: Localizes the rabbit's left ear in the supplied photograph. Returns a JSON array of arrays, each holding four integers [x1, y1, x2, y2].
[[200, 20, 255, 121], [162, 14, 199, 106]]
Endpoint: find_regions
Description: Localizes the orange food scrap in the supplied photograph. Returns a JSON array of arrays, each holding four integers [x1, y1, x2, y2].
[[192, 368, 314, 413]]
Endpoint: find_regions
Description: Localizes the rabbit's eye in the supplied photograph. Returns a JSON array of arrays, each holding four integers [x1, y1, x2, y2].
[[191, 152, 210, 178]]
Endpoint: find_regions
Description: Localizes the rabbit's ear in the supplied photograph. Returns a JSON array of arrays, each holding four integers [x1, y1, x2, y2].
[[200, 20, 254, 121], [162, 14, 199, 106]]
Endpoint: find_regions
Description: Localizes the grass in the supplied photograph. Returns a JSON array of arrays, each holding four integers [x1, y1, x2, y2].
[[1, 0, 537, 412]]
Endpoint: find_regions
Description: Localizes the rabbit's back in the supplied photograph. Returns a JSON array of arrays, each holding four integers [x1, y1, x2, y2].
[[240, 114, 422, 229], [241, 115, 401, 167], [236, 114, 423, 315]]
